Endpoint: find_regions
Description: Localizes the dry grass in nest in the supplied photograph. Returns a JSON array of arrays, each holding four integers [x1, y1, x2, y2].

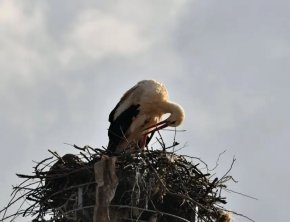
[[0, 136, 252, 222]]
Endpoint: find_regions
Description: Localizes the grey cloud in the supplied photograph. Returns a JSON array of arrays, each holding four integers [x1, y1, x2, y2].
[[1, 0, 290, 221]]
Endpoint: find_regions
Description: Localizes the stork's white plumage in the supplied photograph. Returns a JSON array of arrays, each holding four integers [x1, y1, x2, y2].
[[107, 80, 184, 154]]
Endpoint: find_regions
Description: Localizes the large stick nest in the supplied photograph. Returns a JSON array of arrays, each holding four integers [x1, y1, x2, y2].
[[0, 138, 240, 222]]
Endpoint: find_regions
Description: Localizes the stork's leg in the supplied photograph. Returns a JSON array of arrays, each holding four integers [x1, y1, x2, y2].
[[139, 134, 148, 150], [141, 122, 168, 150]]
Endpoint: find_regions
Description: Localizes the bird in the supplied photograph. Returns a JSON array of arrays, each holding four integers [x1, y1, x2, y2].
[[107, 79, 185, 154]]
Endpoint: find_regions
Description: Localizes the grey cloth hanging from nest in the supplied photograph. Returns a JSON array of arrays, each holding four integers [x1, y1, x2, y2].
[[93, 155, 118, 222]]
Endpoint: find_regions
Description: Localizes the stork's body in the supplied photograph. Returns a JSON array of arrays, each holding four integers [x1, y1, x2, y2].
[[107, 80, 184, 154]]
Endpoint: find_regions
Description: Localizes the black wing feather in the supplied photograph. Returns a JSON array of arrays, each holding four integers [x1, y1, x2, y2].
[[108, 85, 138, 122], [107, 104, 140, 154], [108, 101, 121, 122]]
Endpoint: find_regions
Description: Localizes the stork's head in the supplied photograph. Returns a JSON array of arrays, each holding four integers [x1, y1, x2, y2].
[[144, 101, 185, 134], [164, 102, 185, 127]]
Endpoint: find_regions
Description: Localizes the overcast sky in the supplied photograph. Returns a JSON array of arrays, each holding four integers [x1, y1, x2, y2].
[[1, 0, 290, 221]]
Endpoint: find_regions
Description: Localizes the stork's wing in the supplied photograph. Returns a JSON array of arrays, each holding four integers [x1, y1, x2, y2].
[[107, 104, 140, 153], [109, 85, 138, 122]]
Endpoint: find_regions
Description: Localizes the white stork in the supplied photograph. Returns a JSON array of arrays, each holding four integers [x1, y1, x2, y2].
[[107, 80, 185, 154]]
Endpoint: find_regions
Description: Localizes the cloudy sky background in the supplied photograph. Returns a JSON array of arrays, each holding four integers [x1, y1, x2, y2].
[[1, 0, 290, 221]]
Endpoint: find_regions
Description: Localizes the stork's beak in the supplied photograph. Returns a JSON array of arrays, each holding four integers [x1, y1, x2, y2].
[[143, 120, 168, 135]]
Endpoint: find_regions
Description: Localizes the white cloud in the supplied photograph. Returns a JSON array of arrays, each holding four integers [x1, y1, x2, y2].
[[105, 0, 188, 22], [103, 0, 189, 45], [0, 0, 152, 87], [0, 0, 191, 76], [59, 0, 190, 66], [0, 0, 53, 90], [59, 10, 152, 65]]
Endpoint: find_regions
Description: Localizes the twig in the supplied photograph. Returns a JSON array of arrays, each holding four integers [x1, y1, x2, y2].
[[110, 205, 191, 222], [210, 150, 227, 171], [224, 188, 258, 200]]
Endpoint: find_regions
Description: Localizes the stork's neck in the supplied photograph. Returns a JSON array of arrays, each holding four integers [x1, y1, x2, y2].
[[163, 101, 182, 113], [162, 101, 185, 126]]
